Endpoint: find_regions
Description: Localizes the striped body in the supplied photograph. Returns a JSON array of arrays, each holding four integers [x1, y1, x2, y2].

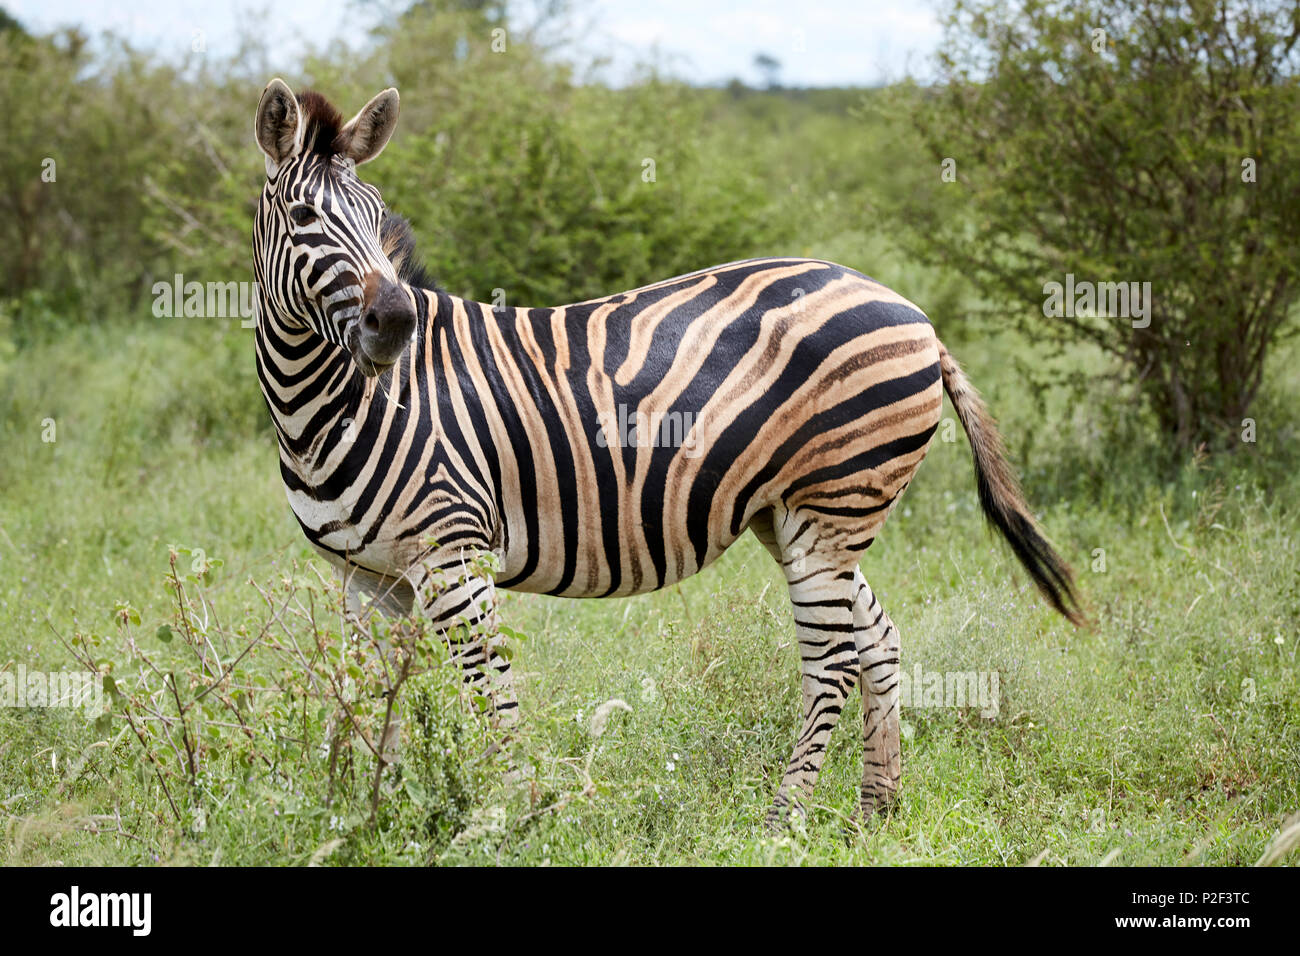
[[262, 257, 942, 603], [251, 82, 1080, 825]]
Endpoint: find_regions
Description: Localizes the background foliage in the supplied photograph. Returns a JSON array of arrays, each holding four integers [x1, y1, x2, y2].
[[0, 1, 1296, 866], [896, 0, 1300, 448]]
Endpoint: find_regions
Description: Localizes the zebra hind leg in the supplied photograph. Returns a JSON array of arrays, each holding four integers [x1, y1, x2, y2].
[[753, 511, 861, 828], [852, 569, 901, 821]]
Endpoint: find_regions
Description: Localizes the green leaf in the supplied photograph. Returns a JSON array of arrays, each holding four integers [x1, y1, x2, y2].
[[404, 778, 428, 806], [155, 624, 173, 643], [499, 624, 528, 642]]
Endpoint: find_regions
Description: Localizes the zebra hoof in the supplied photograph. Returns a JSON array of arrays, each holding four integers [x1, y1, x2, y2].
[[501, 760, 534, 788], [854, 783, 898, 827], [763, 797, 808, 833]]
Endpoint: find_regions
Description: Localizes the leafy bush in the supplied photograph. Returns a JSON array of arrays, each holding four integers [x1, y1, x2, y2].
[[899, 0, 1300, 448], [304, 7, 788, 303], [60, 547, 517, 865], [0, 23, 248, 319]]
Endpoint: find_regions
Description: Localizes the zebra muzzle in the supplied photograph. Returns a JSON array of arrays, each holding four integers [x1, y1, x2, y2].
[[356, 274, 416, 372]]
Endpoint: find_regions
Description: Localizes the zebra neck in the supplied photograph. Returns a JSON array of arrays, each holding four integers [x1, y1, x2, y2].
[[255, 307, 366, 470]]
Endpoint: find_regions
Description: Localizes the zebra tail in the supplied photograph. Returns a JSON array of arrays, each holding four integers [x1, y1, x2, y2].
[[937, 340, 1086, 627]]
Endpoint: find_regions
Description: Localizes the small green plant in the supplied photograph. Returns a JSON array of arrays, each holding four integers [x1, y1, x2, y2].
[[59, 547, 520, 864]]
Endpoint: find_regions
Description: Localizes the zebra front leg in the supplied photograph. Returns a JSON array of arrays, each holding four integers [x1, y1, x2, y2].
[[416, 553, 518, 727], [852, 570, 901, 821], [330, 563, 420, 771]]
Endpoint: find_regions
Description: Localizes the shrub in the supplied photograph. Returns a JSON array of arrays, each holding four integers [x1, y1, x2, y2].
[[60, 547, 516, 864], [900, 0, 1300, 448]]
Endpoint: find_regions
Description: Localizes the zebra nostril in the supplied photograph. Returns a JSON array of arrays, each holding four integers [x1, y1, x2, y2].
[[361, 312, 380, 335]]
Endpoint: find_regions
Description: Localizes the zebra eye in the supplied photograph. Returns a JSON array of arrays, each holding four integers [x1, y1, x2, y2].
[[289, 205, 318, 228]]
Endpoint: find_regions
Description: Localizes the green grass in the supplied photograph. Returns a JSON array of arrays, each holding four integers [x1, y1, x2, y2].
[[1, 308, 1297, 867]]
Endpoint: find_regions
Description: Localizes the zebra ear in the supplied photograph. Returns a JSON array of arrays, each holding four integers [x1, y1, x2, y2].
[[255, 78, 302, 175], [340, 88, 399, 165]]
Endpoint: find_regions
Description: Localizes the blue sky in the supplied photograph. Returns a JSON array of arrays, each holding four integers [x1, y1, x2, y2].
[[7, 0, 944, 87]]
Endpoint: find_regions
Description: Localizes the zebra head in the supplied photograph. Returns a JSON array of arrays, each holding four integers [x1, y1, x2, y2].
[[253, 78, 415, 375]]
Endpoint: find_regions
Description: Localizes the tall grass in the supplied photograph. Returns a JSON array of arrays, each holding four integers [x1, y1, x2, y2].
[[2, 311, 1296, 865]]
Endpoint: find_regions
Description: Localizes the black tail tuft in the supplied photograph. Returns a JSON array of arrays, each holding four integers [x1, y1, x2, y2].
[[938, 340, 1085, 627]]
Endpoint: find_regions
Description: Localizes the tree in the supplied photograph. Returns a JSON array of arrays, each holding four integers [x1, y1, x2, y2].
[[0, 7, 26, 34], [904, 0, 1300, 448], [754, 52, 782, 89]]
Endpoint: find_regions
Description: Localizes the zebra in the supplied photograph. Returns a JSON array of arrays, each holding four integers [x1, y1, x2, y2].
[[251, 79, 1083, 825]]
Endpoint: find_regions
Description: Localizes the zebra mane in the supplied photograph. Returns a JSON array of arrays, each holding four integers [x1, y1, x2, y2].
[[297, 90, 348, 160], [380, 213, 441, 292]]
